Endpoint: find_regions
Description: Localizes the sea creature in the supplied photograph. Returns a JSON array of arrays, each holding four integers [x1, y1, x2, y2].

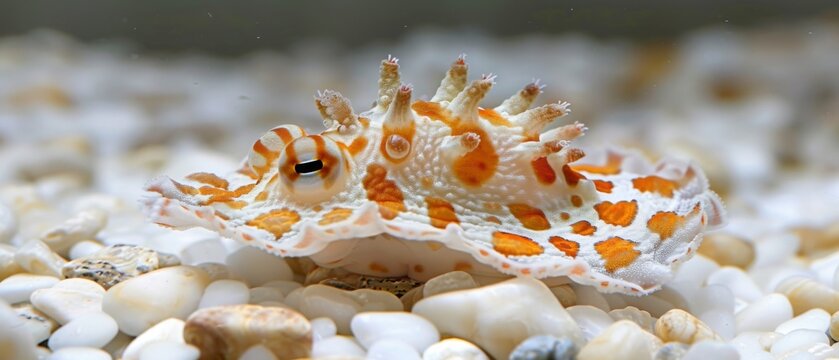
[[143, 55, 725, 294]]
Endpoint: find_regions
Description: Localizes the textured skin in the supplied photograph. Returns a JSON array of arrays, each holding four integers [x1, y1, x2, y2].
[[143, 56, 725, 294]]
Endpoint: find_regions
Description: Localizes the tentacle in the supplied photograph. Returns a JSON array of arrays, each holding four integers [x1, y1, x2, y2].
[[431, 54, 468, 103]]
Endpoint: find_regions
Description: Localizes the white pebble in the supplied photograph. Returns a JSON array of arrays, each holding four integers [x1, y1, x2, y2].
[[31, 278, 105, 324], [198, 279, 249, 308], [412, 277, 582, 360], [238, 345, 278, 360], [0, 301, 38, 360], [298, 285, 402, 334], [48, 312, 118, 350], [122, 318, 186, 360], [367, 339, 421, 360], [0, 243, 23, 280], [261, 280, 302, 296], [682, 341, 739, 360], [14, 304, 57, 344], [194, 262, 229, 282], [248, 286, 284, 304], [15, 239, 66, 278], [567, 305, 615, 342], [178, 238, 227, 265], [771, 329, 829, 356], [47, 347, 112, 360], [138, 341, 199, 360], [102, 266, 209, 336], [422, 338, 489, 360], [577, 320, 653, 360], [706, 267, 763, 302], [700, 308, 737, 340], [351, 312, 439, 352], [0, 273, 59, 303], [225, 246, 293, 286], [311, 317, 337, 341], [68, 241, 105, 260], [730, 332, 777, 360], [571, 283, 611, 312], [312, 336, 366, 358], [775, 309, 831, 335], [735, 293, 793, 333], [0, 202, 17, 244], [41, 209, 107, 255]]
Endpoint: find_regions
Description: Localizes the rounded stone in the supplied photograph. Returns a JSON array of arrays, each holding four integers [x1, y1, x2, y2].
[[298, 285, 402, 334], [774, 308, 830, 335], [577, 320, 653, 360], [68, 241, 105, 260], [121, 318, 186, 360], [138, 341, 200, 360], [13, 303, 58, 344], [0, 273, 59, 304], [509, 335, 577, 360], [184, 304, 312, 360], [15, 239, 66, 278], [225, 246, 293, 286], [770, 329, 829, 356], [311, 317, 337, 341], [422, 338, 489, 360], [351, 311, 439, 352], [48, 311, 119, 350], [248, 286, 284, 304], [366, 339, 421, 360], [63, 244, 171, 289], [47, 347, 112, 360], [682, 341, 739, 360], [30, 278, 105, 325], [0, 244, 23, 280], [102, 265, 210, 336], [198, 279, 249, 308], [735, 293, 793, 333], [312, 336, 367, 358], [567, 305, 615, 342]]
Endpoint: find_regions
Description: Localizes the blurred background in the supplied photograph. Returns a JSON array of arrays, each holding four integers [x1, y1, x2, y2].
[[0, 1, 837, 252]]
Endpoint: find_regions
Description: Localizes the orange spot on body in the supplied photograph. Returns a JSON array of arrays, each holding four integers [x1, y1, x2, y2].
[[413, 264, 424, 273], [224, 200, 247, 209], [348, 136, 369, 156], [592, 180, 614, 193], [549, 236, 579, 258], [255, 190, 269, 201], [647, 211, 686, 240], [478, 107, 512, 126], [237, 166, 259, 179], [571, 152, 623, 175], [485, 216, 501, 224], [560, 212, 571, 221], [426, 197, 459, 229], [492, 231, 544, 256], [570, 195, 583, 207], [454, 262, 473, 271], [633, 176, 678, 197], [521, 268, 532, 275], [571, 220, 596, 235], [531, 157, 557, 185], [562, 165, 587, 186], [594, 200, 638, 227], [479, 249, 490, 256], [369, 262, 390, 274], [247, 209, 300, 238], [318, 208, 354, 226], [595, 237, 640, 273], [186, 172, 229, 189], [412, 101, 498, 186], [508, 204, 551, 230], [172, 181, 199, 196], [362, 164, 406, 219]]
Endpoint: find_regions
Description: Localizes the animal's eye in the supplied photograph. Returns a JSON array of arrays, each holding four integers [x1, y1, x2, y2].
[[278, 135, 350, 203], [294, 160, 324, 174]]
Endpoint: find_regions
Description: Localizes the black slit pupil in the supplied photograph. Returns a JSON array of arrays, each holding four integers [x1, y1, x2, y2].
[[295, 160, 323, 174]]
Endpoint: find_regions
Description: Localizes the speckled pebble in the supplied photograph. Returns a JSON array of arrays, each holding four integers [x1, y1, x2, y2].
[[509, 335, 577, 360], [62, 244, 171, 289], [13, 303, 58, 344], [184, 304, 312, 360]]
